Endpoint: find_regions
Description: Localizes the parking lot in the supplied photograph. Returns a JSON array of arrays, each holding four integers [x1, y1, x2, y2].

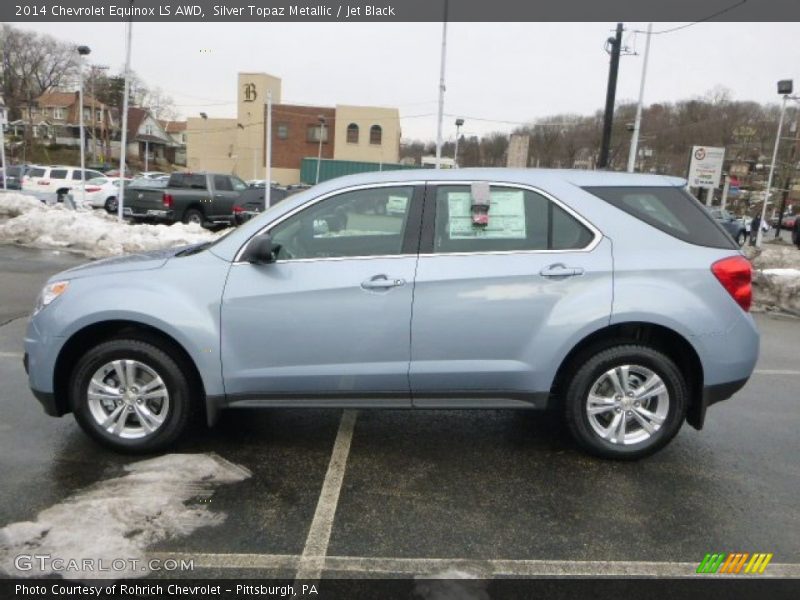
[[1, 244, 799, 581]]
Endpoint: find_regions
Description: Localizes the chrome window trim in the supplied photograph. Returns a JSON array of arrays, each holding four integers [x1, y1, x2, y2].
[[233, 181, 426, 263], [233, 180, 603, 264]]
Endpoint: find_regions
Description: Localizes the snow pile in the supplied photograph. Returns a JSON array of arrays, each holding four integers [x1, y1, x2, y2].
[[0, 203, 222, 258], [747, 243, 800, 315], [0, 191, 44, 217], [0, 453, 251, 579]]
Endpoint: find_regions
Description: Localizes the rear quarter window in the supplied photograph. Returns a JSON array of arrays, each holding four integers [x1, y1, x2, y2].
[[583, 186, 736, 249]]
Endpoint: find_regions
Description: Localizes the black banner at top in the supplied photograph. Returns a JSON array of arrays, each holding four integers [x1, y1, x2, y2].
[[2, 0, 799, 23]]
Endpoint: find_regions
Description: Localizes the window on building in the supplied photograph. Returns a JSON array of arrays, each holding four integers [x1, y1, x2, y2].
[[307, 124, 329, 143], [53, 107, 65, 120], [370, 125, 382, 145], [277, 124, 289, 140], [347, 123, 359, 144]]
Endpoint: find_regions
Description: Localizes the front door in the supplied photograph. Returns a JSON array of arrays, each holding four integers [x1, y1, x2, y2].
[[409, 182, 613, 407], [221, 183, 424, 404]]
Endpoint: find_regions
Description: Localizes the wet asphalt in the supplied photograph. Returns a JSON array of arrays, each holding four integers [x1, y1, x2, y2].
[[0, 244, 799, 579]]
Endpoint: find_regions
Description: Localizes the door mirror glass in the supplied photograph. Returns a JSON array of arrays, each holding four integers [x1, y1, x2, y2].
[[242, 233, 280, 264]]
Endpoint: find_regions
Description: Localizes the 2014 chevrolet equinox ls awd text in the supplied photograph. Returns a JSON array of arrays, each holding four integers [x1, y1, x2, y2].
[[24, 169, 759, 459]]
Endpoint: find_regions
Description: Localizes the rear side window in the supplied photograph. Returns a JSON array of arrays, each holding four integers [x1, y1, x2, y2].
[[49, 169, 67, 180], [28, 167, 45, 178], [433, 185, 595, 253], [583, 186, 736, 249]]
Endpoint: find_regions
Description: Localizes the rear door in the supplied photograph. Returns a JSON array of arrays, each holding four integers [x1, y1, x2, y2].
[[210, 175, 243, 218], [409, 181, 613, 407]]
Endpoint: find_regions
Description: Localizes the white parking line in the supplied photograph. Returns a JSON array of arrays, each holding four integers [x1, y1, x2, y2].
[[0, 351, 23, 359], [149, 552, 800, 578], [294, 409, 358, 581], [754, 369, 800, 376]]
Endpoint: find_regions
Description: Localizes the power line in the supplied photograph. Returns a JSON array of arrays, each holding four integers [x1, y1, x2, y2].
[[633, 0, 748, 35]]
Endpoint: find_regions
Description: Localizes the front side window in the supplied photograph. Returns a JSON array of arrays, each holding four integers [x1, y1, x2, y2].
[[214, 175, 233, 191], [230, 176, 248, 191], [433, 185, 594, 253], [269, 186, 414, 260]]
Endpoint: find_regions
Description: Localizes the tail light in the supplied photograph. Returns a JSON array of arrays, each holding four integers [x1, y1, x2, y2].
[[711, 256, 752, 312], [85, 186, 101, 193], [162, 193, 173, 208], [232, 205, 244, 214]]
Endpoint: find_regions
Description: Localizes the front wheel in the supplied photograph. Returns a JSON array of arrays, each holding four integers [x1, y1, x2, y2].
[[736, 230, 746, 246], [563, 345, 687, 460], [105, 197, 118, 213], [69, 339, 194, 453]]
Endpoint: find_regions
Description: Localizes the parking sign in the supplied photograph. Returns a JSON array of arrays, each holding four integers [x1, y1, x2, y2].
[[688, 146, 725, 189]]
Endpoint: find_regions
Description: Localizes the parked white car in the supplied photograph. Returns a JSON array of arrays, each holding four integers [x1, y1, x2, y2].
[[22, 165, 106, 202], [81, 177, 131, 212]]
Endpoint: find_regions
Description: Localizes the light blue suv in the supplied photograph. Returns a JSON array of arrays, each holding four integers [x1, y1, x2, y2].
[[24, 169, 759, 459]]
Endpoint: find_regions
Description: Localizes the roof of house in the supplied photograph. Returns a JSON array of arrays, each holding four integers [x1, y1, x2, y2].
[[159, 120, 187, 134]]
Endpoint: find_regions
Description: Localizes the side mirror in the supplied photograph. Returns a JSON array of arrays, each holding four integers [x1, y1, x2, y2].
[[241, 233, 280, 264]]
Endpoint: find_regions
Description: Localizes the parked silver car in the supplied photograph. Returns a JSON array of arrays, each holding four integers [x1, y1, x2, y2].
[[24, 169, 759, 459]]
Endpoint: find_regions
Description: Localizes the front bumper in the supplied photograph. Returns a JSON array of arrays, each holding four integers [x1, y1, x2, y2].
[[24, 352, 63, 417]]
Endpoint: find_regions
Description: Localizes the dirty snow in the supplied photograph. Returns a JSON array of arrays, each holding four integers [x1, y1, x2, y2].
[[746, 242, 800, 315], [0, 453, 250, 579], [0, 191, 222, 259]]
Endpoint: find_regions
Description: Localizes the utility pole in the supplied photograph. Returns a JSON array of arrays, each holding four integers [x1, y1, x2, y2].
[[117, 6, 133, 222], [434, 0, 449, 169], [775, 114, 799, 238], [627, 23, 652, 173], [598, 23, 623, 169]]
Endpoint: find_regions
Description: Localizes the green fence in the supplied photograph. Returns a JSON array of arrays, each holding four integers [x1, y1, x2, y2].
[[300, 158, 421, 184]]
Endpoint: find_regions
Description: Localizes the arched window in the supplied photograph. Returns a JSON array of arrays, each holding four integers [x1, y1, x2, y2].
[[370, 125, 382, 145], [346, 123, 359, 143]]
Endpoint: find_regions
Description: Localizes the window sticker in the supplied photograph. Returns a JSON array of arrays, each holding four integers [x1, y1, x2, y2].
[[447, 190, 526, 239]]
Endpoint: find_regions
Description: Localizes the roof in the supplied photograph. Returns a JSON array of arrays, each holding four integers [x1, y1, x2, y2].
[[127, 107, 148, 139], [157, 120, 186, 134], [300, 167, 687, 188], [36, 91, 107, 109]]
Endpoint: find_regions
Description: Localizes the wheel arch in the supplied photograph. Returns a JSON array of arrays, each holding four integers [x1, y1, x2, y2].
[[53, 320, 207, 423], [549, 321, 705, 429]]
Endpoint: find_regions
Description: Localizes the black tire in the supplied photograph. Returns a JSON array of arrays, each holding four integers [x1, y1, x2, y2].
[[182, 208, 204, 225], [69, 339, 194, 453], [104, 197, 118, 213], [736, 230, 746, 246], [563, 344, 687, 460]]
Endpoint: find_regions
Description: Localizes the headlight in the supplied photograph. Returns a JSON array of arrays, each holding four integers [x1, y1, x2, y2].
[[34, 280, 69, 314]]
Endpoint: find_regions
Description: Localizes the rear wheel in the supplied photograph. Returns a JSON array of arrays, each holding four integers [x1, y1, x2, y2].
[[736, 230, 746, 246], [182, 208, 204, 225], [563, 344, 687, 460], [69, 339, 193, 453], [105, 197, 118, 213]]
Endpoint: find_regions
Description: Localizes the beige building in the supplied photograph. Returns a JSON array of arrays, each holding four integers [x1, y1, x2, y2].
[[187, 73, 400, 185]]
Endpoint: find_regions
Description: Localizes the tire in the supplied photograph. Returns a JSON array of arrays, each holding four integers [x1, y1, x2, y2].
[[69, 339, 194, 453], [182, 208, 204, 225], [736, 230, 746, 246], [104, 197, 118, 213], [563, 344, 687, 460]]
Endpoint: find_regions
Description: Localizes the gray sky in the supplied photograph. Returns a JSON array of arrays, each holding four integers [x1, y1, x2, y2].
[[18, 21, 800, 141]]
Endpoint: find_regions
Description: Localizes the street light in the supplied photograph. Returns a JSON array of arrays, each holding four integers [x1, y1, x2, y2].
[[77, 45, 91, 208], [757, 79, 797, 248], [315, 115, 326, 184], [453, 118, 464, 168]]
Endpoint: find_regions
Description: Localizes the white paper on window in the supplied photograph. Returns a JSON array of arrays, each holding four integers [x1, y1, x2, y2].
[[447, 190, 526, 239]]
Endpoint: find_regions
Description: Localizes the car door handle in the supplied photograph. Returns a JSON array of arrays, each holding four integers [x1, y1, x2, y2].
[[361, 275, 406, 290], [540, 263, 584, 278]]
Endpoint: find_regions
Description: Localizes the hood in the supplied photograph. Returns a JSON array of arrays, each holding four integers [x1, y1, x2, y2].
[[51, 245, 194, 281]]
